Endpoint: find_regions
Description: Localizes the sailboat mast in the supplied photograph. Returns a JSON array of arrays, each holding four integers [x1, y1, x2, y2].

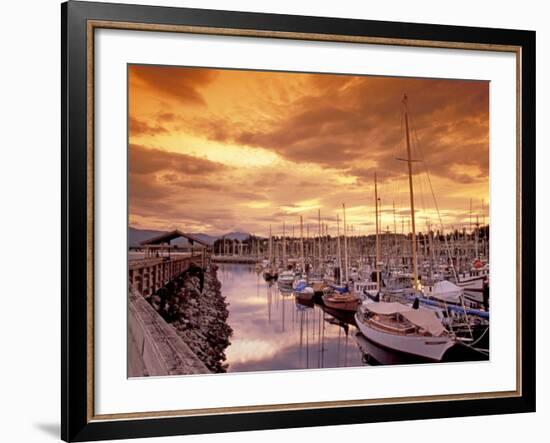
[[375, 173, 381, 291], [318, 209, 322, 270], [403, 94, 419, 289], [282, 221, 286, 267], [269, 224, 273, 266], [393, 200, 397, 254], [342, 203, 349, 284], [300, 216, 305, 271], [336, 213, 342, 285]]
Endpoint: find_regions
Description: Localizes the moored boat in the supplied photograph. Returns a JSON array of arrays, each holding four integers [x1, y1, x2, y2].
[[263, 269, 278, 281], [322, 287, 360, 312], [277, 270, 295, 287], [354, 301, 456, 361], [421, 279, 464, 304]]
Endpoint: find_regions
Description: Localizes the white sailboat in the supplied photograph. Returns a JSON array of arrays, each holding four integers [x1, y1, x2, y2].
[[354, 94, 456, 361], [278, 269, 295, 287], [354, 301, 456, 361]]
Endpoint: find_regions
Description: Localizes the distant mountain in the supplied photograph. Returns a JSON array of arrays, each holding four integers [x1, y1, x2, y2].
[[219, 232, 251, 241], [128, 228, 165, 247], [128, 227, 250, 247], [187, 233, 219, 245]]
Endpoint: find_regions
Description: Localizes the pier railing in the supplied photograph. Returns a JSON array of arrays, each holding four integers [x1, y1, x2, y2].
[[128, 253, 206, 297]]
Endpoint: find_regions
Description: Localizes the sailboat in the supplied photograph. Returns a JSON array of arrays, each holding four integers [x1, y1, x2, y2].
[[321, 204, 361, 312], [263, 225, 279, 281], [278, 268, 296, 288], [355, 94, 456, 361], [322, 287, 360, 312], [354, 300, 456, 361]]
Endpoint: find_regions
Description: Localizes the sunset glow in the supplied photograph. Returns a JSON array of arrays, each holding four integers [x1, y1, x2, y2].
[[128, 65, 489, 236]]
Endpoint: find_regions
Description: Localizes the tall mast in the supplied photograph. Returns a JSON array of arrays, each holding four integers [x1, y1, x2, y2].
[[282, 221, 286, 267], [300, 216, 305, 271], [268, 224, 273, 266], [403, 94, 419, 289], [469, 198, 473, 235], [393, 200, 397, 254], [336, 213, 342, 285], [375, 173, 381, 291], [342, 203, 349, 284], [293, 225, 296, 258], [306, 224, 309, 262], [475, 215, 479, 259], [318, 209, 322, 270]]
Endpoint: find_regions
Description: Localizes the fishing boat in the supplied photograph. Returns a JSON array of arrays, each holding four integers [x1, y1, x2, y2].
[[354, 300, 456, 361], [354, 279, 380, 299], [455, 261, 489, 289]]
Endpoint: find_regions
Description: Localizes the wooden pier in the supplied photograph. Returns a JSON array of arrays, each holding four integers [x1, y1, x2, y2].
[[128, 252, 211, 376], [128, 253, 206, 297]]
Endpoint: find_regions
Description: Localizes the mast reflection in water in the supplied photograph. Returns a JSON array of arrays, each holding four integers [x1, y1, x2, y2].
[[218, 263, 364, 373]]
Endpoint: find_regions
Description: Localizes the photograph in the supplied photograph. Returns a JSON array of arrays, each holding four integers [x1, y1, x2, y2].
[[127, 65, 491, 377]]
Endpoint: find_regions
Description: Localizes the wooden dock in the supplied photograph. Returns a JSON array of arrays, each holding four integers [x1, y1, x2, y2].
[[127, 252, 212, 376], [128, 253, 206, 297]]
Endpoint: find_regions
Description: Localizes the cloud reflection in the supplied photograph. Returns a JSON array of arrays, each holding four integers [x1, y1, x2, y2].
[[218, 264, 364, 373]]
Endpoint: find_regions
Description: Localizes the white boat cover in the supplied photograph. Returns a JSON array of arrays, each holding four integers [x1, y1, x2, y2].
[[364, 302, 447, 336], [364, 302, 411, 315], [427, 280, 463, 303], [400, 309, 447, 337]]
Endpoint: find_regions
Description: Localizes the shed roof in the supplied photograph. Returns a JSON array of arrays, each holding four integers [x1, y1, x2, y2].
[[140, 230, 209, 247]]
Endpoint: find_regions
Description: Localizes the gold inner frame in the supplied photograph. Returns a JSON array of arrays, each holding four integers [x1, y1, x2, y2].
[[86, 19, 523, 423]]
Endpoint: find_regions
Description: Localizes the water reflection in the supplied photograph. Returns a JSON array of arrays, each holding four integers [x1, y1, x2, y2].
[[218, 263, 365, 373], [218, 263, 488, 373]]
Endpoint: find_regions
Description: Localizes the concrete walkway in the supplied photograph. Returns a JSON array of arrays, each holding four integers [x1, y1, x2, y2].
[[128, 289, 209, 377]]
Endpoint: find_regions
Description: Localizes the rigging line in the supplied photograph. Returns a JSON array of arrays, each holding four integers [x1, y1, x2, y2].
[[467, 324, 490, 348], [408, 110, 473, 339], [409, 124, 429, 235]]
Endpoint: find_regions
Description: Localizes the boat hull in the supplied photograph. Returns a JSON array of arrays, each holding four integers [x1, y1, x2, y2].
[[295, 291, 315, 301], [354, 314, 455, 362], [263, 272, 278, 281], [322, 295, 360, 312]]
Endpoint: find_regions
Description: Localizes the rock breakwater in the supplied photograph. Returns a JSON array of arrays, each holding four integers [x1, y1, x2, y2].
[[148, 263, 233, 373]]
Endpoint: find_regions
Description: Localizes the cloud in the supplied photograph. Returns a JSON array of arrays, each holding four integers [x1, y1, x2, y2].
[[127, 68, 489, 234], [129, 65, 217, 106], [179, 74, 488, 185], [129, 117, 168, 137], [129, 144, 226, 175]]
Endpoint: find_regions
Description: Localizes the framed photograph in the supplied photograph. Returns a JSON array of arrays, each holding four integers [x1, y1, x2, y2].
[[62, 1, 535, 441]]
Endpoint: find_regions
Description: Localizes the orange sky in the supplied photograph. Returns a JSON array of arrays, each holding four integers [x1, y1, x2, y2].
[[128, 64, 489, 237]]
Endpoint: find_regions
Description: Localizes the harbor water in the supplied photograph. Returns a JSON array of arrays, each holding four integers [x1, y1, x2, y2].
[[217, 263, 487, 372], [218, 263, 364, 372]]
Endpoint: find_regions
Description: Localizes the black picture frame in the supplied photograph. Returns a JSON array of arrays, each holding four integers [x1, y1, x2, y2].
[[61, 1, 536, 441]]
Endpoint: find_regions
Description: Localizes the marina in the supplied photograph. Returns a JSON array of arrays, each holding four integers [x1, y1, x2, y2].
[[128, 73, 490, 376], [127, 80, 491, 375]]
